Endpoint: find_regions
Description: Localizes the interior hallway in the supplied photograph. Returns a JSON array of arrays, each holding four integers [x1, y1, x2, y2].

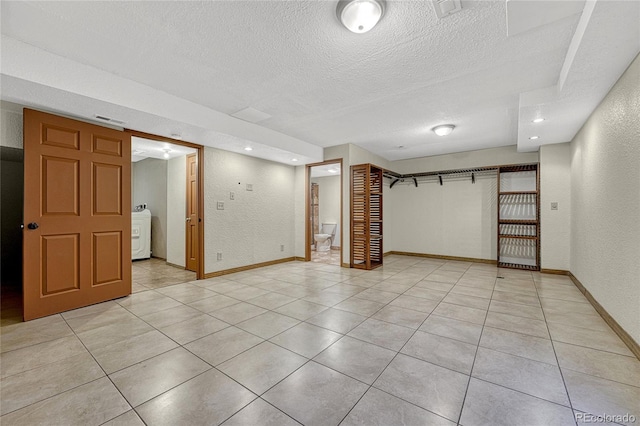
[[1, 256, 638, 425]]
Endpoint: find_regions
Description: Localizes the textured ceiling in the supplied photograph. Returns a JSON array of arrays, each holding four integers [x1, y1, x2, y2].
[[131, 137, 196, 163], [1, 1, 638, 164]]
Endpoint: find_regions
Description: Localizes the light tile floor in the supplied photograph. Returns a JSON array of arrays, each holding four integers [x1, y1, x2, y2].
[[311, 248, 341, 266], [132, 258, 197, 292], [1, 255, 638, 425]]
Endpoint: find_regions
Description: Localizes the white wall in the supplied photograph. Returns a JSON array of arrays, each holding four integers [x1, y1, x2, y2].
[[132, 159, 168, 259], [349, 144, 392, 171], [311, 175, 341, 247], [166, 155, 187, 267], [1, 102, 23, 149], [386, 175, 497, 260], [570, 54, 640, 344], [204, 147, 296, 273], [540, 143, 571, 270]]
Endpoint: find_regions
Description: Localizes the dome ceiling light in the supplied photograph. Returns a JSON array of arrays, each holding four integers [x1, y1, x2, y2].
[[432, 124, 455, 136], [337, 0, 385, 34]]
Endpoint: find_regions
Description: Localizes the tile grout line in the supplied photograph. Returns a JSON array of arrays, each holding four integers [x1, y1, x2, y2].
[[454, 266, 500, 426], [8, 259, 628, 425], [58, 314, 139, 426], [219, 260, 459, 425], [532, 274, 580, 426], [336, 262, 475, 426]]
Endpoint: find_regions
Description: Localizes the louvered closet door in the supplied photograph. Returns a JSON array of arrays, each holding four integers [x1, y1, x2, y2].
[[351, 165, 368, 268], [23, 109, 131, 320], [369, 167, 383, 266]]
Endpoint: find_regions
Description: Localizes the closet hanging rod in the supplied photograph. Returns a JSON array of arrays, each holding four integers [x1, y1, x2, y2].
[[382, 165, 498, 180], [384, 169, 496, 187]]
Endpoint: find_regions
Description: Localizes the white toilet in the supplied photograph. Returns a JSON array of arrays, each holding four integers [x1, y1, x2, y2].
[[314, 223, 337, 252]]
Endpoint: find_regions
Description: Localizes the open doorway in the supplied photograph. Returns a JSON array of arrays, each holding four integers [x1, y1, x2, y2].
[[306, 160, 342, 265], [129, 131, 205, 287]]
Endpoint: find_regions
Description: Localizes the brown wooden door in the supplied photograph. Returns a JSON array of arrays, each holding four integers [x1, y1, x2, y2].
[[23, 109, 131, 320], [185, 153, 198, 272]]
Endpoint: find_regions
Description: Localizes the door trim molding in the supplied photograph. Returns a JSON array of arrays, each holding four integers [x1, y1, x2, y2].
[[305, 159, 343, 264], [126, 129, 205, 280]]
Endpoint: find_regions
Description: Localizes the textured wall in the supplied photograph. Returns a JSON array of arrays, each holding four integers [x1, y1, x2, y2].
[[386, 176, 497, 260], [539, 143, 571, 270], [132, 158, 168, 259], [570, 54, 640, 343], [204, 147, 295, 273], [0, 103, 23, 148], [166, 156, 187, 267], [311, 175, 341, 247]]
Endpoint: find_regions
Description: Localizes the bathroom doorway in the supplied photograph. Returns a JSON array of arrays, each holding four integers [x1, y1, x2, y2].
[[305, 160, 343, 266]]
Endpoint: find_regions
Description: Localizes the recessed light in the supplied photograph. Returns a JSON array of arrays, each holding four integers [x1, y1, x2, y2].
[[328, 168, 339, 174], [432, 124, 455, 136], [529, 136, 539, 140], [532, 118, 544, 123], [163, 149, 171, 159], [244, 147, 253, 151], [292, 158, 298, 162]]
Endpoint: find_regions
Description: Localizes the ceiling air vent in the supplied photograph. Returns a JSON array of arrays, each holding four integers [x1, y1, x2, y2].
[[94, 114, 126, 126], [432, 0, 462, 19]]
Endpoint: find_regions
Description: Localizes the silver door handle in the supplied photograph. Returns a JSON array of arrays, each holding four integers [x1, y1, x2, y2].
[[186, 217, 191, 222]]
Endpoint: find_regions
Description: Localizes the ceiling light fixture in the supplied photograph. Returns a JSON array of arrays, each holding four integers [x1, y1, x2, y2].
[[163, 149, 171, 159], [328, 168, 339, 174], [529, 136, 539, 140], [432, 124, 455, 136], [532, 118, 545, 123], [292, 158, 298, 162], [244, 147, 253, 151], [337, 0, 385, 33]]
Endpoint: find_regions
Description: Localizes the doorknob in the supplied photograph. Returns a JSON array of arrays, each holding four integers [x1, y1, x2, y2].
[[186, 217, 191, 222], [27, 222, 39, 230]]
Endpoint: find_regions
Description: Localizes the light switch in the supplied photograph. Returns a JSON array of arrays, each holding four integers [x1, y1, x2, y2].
[[246, 183, 253, 191], [551, 202, 558, 210], [230, 192, 235, 200]]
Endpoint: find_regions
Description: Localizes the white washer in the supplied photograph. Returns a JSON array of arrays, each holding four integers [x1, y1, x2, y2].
[[132, 209, 151, 260]]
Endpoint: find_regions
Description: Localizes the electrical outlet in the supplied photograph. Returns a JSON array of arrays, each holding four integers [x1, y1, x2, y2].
[[217, 201, 224, 210], [230, 192, 235, 200], [217, 252, 223, 261], [280, 244, 284, 252], [551, 202, 558, 210], [246, 183, 253, 191]]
